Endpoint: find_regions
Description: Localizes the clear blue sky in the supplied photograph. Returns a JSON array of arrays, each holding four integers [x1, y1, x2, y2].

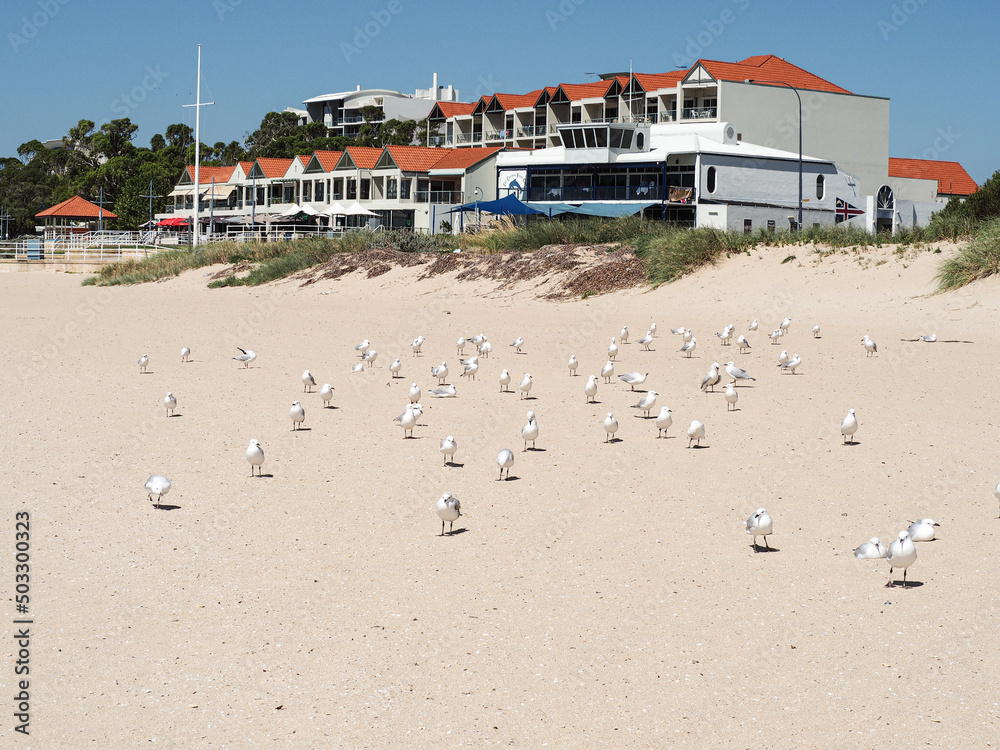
[[1, 0, 997, 182]]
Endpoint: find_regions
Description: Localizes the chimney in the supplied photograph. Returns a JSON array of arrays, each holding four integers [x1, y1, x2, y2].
[[356, 85, 361, 92], [446, 84, 454, 101], [432, 72, 439, 101]]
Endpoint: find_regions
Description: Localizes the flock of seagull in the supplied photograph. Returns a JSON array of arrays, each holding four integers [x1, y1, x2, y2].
[[136, 315, 1000, 588]]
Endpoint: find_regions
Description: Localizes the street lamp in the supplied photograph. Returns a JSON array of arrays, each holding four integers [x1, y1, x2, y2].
[[745, 78, 802, 230]]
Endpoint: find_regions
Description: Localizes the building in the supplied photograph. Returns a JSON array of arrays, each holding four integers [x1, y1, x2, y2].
[[36, 195, 118, 238]]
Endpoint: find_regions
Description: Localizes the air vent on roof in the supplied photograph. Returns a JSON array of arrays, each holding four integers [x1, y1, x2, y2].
[[723, 123, 737, 144]]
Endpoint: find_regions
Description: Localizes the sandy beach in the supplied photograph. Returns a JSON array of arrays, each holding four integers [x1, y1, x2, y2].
[[3, 241, 999, 748]]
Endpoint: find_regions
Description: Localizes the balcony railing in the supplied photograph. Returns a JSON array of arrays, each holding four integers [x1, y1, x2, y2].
[[455, 133, 476, 143], [517, 125, 543, 137], [484, 130, 512, 141], [682, 106, 717, 120], [414, 190, 463, 204], [527, 185, 697, 202]]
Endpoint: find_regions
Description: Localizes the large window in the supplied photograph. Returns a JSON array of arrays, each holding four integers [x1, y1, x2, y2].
[[315, 181, 324, 202], [386, 178, 397, 199], [347, 179, 357, 200], [400, 179, 411, 200], [706, 166, 717, 194], [816, 174, 825, 200], [360, 179, 371, 200]]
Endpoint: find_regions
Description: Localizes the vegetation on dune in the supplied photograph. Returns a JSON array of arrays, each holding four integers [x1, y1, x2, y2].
[[936, 217, 1000, 290]]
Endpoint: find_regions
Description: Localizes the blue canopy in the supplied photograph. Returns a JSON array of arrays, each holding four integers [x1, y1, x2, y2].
[[448, 194, 546, 216], [524, 202, 657, 218]]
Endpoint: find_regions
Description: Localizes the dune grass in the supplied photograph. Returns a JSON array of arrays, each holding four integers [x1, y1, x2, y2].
[[936, 217, 1000, 290]]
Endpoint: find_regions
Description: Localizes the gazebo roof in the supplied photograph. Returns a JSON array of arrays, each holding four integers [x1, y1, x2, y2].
[[36, 195, 117, 219]]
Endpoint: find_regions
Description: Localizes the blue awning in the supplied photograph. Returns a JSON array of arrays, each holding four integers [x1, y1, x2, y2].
[[447, 194, 546, 215], [524, 202, 658, 218]]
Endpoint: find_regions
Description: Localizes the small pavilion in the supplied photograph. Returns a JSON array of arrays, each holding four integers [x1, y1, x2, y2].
[[35, 196, 117, 239]]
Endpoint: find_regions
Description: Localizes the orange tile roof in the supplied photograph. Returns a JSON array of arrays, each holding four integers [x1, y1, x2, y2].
[[313, 150, 344, 172], [556, 81, 618, 101], [702, 55, 851, 94], [429, 101, 476, 118], [382, 145, 447, 172], [342, 146, 383, 169], [36, 195, 118, 219], [888, 157, 979, 196], [632, 72, 684, 91], [254, 157, 294, 178], [427, 147, 503, 171], [494, 90, 544, 109], [184, 165, 237, 184], [296, 155, 311, 167], [239, 160, 255, 175]]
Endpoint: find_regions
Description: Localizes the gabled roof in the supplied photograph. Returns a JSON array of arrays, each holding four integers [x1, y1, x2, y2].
[[551, 80, 620, 104], [427, 147, 503, 172], [491, 90, 545, 111], [632, 72, 684, 93], [251, 157, 294, 179], [303, 150, 344, 173], [239, 161, 255, 175], [888, 158, 979, 196], [36, 195, 118, 219], [296, 155, 312, 168], [378, 145, 448, 172], [181, 165, 237, 185], [701, 55, 851, 94], [427, 101, 476, 120], [336, 146, 383, 170]]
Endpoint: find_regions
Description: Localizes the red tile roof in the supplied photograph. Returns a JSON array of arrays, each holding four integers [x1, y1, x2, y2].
[[36, 195, 118, 219], [254, 157, 294, 178], [382, 145, 448, 172], [703, 55, 851, 94], [312, 150, 344, 172], [494, 90, 544, 110], [555, 81, 618, 101], [239, 161, 255, 175], [632, 72, 685, 92], [427, 147, 503, 171], [888, 158, 979, 196], [296, 155, 311, 168], [184, 165, 237, 184], [428, 101, 476, 119], [342, 146, 383, 170]]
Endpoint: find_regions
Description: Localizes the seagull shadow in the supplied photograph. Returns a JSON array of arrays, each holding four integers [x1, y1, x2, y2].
[[633, 414, 654, 419], [656, 434, 676, 439], [515, 351, 527, 355], [843, 440, 862, 447], [322, 405, 340, 410], [292, 427, 312, 432], [605, 437, 623, 444], [502, 475, 520, 482], [404, 435, 425, 440], [167, 413, 183, 418], [521, 396, 537, 401], [443, 527, 469, 536], [525, 447, 547, 452], [152, 504, 181, 511], [885, 580, 923, 589], [751, 544, 780, 553], [445, 461, 464, 468], [689, 444, 710, 449], [141, 371, 154, 375], [253, 473, 275, 479]]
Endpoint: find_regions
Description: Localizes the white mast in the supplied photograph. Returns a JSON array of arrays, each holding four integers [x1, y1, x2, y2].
[[183, 45, 214, 248]]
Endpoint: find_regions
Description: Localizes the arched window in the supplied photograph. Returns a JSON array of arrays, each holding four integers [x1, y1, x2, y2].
[[816, 174, 825, 200], [706, 166, 717, 194]]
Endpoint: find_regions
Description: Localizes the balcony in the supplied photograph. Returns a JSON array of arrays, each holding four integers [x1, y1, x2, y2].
[[526, 185, 696, 202], [414, 190, 463, 204], [682, 106, 717, 120], [484, 130, 512, 141]]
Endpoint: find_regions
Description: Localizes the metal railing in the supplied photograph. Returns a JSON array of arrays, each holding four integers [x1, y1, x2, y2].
[[682, 106, 717, 119], [526, 185, 696, 202], [414, 190, 463, 204]]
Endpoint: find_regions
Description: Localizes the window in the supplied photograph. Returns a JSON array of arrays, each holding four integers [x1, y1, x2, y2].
[[347, 179, 357, 200], [743, 219, 752, 234], [706, 166, 717, 194], [315, 181, 324, 202], [302, 182, 312, 203], [360, 179, 371, 200], [767, 219, 776, 231], [816, 174, 825, 200], [635, 132, 644, 150], [386, 178, 397, 199], [400, 179, 411, 200]]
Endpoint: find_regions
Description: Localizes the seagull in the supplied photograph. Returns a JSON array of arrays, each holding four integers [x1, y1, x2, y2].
[[289, 400, 305, 430], [439, 435, 457, 466], [456, 337, 466, 355], [700, 362, 721, 392], [394, 403, 417, 438], [436, 492, 462, 535], [180, 347, 191, 362], [521, 411, 539, 450], [618, 371, 648, 391], [603, 412, 619, 442], [479, 340, 493, 357], [920, 334, 937, 342], [748, 319, 758, 331], [669, 327, 687, 336], [354, 339, 371, 355], [632, 390, 658, 417], [779, 353, 801, 374], [497, 448, 514, 480], [655, 406, 673, 437], [682, 329, 693, 343], [351, 363, 364, 373], [601, 360, 615, 383], [411, 335, 424, 356], [461, 360, 479, 380], [724, 382, 738, 411], [459, 355, 479, 368], [736, 335, 751, 353], [234, 347, 256, 368], [862, 335, 878, 357], [769, 329, 783, 345], [163, 391, 177, 416], [145, 475, 171, 508], [716, 328, 733, 346], [568, 354, 579, 376], [429, 384, 457, 398], [725, 361, 755, 383], [510, 336, 524, 353], [619, 326, 629, 345], [995, 478, 1000, 517], [499, 368, 511, 392], [780, 317, 791, 332], [745, 508, 773, 552], [519, 373, 533, 399], [584, 374, 598, 403], [302, 369, 316, 392], [320, 383, 334, 407], [636, 332, 653, 350], [409, 382, 422, 403], [680, 338, 697, 357], [648, 323, 657, 337], [608, 337, 619, 361], [362, 349, 378, 367], [138, 353, 149, 373], [854, 537, 887, 559], [841, 409, 858, 444], [431, 361, 449, 384], [246, 439, 265, 477], [887, 530, 917, 588], [389, 358, 402, 378], [686, 419, 706, 448], [778, 349, 789, 365], [469, 333, 487, 346], [907, 518, 939, 542], [812, 324, 821, 338]]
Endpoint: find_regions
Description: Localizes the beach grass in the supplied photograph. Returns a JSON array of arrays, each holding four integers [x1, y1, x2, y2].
[[936, 217, 1000, 290]]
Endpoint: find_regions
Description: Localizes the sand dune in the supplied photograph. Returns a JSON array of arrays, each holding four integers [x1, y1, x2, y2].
[[3, 242, 999, 747]]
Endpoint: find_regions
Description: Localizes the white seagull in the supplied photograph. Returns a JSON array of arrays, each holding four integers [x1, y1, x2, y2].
[[499, 368, 511, 392], [682, 329, 693, 343], [862, 334, 878, 357], [246, 439, 265, 477], [608, 337, 619, 361], [780, 317, 791, 332], [736, 335, 751, 353], [431, 361, 449, 384], [461, 360, 479, 380], [748, 319, 758, 331], [439, 435, 457, 466], [436, 492, 462, 535], [510, 336, 524, 353], [180, 347, 191, 362], [320, 383, 334, 407], [887, 530, 917, 588], [469, 333, 487, 346], [568, 354, 579, 376], [854, 537, 887, 559], [769, 329, 784, 345], [700, 362, 721, 392], [601, 360, 615, 383], [497, 448, 514, 480], [680, 337, 697, 357], [351, 363, 364, 373], [686, 419, 706, 448], [163, 391, 177, 416], [389, 357, 402, 378], [584, 374, 598, 403], [289, 400, 305, 430], [234, 347, 256, 368], [456, 337, 466, 355], [618, 371, 648, 391], [995, 478, 1000, 517], [302, 369, 316, 392], [362, 349, 378, 367], [648, 323, 657, 337], [669, 327, 687, 336], [841, 409, 858, 444], [632, 389, 658, 417], [138, 353, 149, 373], [655, 406, 673, 437], [746, 508, 773, 552], [907, 518, 939, 542], [521, 411, 539, 450], [519, 373, 533, 399], [411, 335, 424, 356], [145, 475, 171, 508], [778, 349, 789, 365], [394, 403, 417, 438], [354, 339, 371, 354], [603, 412, 619, 442], [619, 326, 629, 345], [459, 355, 479, 367], [429, 384, 457, 398], [920, 334, 937, 342], [779, 353, 801, 374], [637, 331, 654, 350], [812, 324, 821, 338], [715, 328, 733, 346], [724, 382, 738, 411], [409, 382, 422, 403], [725, 361, 755, 383], [479, 340, 493, 357]]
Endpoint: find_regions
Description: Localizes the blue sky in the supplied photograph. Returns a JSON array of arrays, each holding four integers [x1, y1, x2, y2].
[[1, 0, 997, 182]]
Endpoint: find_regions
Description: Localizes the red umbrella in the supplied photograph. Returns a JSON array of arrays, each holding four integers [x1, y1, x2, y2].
[[157, 217, 190, 227]]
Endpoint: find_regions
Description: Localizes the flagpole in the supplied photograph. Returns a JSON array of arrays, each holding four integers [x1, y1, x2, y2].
[[183, 44, 214, 248]]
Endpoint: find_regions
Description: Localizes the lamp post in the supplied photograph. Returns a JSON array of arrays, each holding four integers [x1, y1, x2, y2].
[[745, 78, 802, 230]]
